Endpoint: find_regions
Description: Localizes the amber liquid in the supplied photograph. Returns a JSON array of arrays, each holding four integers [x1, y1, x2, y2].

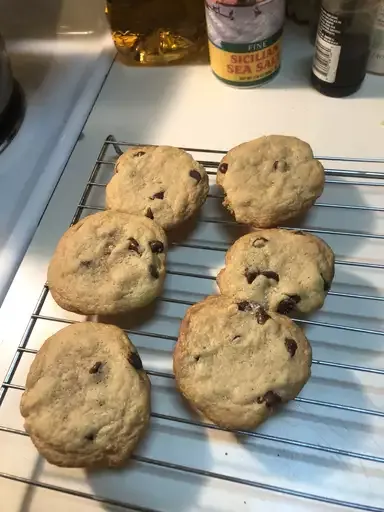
[[105, 0, 206, 64]]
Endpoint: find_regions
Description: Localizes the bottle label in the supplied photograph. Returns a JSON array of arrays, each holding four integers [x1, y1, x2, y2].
[[312, 6, 343, 84], [205, 0, 285, 87]]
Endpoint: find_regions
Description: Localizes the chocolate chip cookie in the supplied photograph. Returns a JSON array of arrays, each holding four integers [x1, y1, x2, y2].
[[20, 322, 150, 468], [217, 229, 334, 315], [174, 295, 312, 430], [105, 145, 210, 230], [217, 135, 325, 227], [48, 211, 167, 315]]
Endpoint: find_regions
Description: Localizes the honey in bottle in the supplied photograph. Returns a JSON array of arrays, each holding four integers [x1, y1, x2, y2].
[[105, 0, 207, 64]]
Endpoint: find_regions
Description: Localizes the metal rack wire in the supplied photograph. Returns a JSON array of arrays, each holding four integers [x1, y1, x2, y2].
[[1, 135, 384, 512]]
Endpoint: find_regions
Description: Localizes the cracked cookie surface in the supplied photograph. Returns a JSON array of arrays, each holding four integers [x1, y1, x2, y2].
[[20, 322, 150, 468], [173, 295, 312, 430], [217, 229, 334, 315], [217, 135, 325, 227], [106, 145, 209, 230], [48, 211, 167, 315]]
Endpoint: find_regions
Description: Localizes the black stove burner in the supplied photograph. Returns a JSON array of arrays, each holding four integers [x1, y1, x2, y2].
[[0, 80, 25, 154]]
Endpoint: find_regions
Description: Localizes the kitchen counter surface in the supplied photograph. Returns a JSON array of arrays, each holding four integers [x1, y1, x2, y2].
[[0, 19, 383, 512], [81, 23, 383, 158], [0, 0, 113, 304]]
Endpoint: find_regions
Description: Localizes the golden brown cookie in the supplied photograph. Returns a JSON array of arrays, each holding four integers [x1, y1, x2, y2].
[[217, 135, 325, 227], [47, 211, 167, 315], [106, 145, 209, 230], [217, 229, 335, 315], [20, 322, 150, 468], [173, 295, 312, 430]]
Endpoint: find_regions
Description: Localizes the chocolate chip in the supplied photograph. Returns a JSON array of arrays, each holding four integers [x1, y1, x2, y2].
[[218, 163, 228, 174], [262, 271, 279, 282], [285, 338, 298, 357], [146, 207, 154, 220], [85, 432, 96, 441], [245, 269, 279, 284], [150, 191, 164, 200], [149, 240, 164, 253], [237, 301, 253, 312], [104, 244, 114, 256], [245, 269, 259, 284], [252, 237, 268, 248], [273, 160, 288, 172], [322, 275, 331, 292], [128, 352, 143, 370], [255, 306, 270, 325], [128, 237, 140, 254], [265, 391, 282, 408], [237, 301, 270, 325], [257, 391, 282, 409], [134, 151, 146, 157], [89, 361, 103, 374], [194, 355, 200, 362], [277, 295, 301, 315], [80, 260, 92, 268], [149, 264, 159, 279], [189, 170, 201, 182]]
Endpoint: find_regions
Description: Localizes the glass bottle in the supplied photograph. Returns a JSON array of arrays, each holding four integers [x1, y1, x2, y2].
[[105, 0, 207, 65], [311, 0, 379, 97], [309, 0, 322, 44]]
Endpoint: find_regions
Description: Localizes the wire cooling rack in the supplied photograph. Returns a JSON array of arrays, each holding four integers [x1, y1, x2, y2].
[[1, 135, 384, 511]]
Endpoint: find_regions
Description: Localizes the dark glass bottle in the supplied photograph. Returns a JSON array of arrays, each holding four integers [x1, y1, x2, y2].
[[311, 0, 378, 97], [309, 0, 323, 44]]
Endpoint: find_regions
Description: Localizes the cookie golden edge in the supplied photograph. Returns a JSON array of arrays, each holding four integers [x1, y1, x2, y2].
[[216, 135, 325, 228], [47, 211, 168, 316], [107, 145, 210, 231], [20, 322, 151, 468], [173, 295, 312, 430], [217, 228, 335, 314]]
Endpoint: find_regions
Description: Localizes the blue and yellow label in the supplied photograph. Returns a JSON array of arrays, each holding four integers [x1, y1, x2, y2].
[[208, 29, 282, 86]]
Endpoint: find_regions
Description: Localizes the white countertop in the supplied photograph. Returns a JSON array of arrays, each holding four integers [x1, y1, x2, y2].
[[85, 23, 383, 158], [0, 18, 384, 512], [0, 0, 114, 304]]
